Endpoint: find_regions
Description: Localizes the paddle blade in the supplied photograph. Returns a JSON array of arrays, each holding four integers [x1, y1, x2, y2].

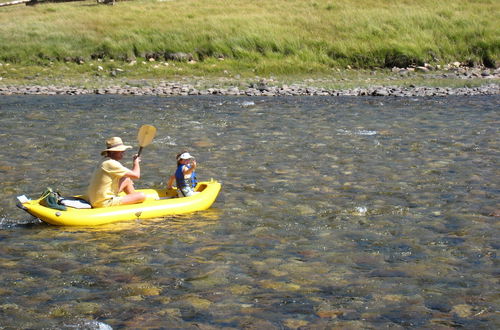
[[137, 125, 156, 156], [137, 125, 156, 148]]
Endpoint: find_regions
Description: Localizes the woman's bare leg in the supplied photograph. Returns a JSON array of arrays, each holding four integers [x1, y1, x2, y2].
[[118, 177, 146, 205]]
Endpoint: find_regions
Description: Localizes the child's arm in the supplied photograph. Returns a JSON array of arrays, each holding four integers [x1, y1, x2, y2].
[[182, 160, 197, 175], [167, 175, 175, 189]]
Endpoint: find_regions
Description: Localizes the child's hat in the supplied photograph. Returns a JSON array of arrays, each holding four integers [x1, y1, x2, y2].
[[177, 152, 194, 160]]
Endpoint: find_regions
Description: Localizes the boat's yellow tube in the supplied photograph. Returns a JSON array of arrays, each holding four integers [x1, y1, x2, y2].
[[18, 180, 221, 226]]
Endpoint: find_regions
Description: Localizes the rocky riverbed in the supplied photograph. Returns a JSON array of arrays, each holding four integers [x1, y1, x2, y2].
[[1, 65, 498, 97]]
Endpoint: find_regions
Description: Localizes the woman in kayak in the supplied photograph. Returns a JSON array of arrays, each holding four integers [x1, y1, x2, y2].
[[87, 137, 146, 207], [167, 151, 198, 197]]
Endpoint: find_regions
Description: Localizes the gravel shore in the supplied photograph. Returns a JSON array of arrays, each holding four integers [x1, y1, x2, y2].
[[0, 83, 498, 97], [1, 66, 498, 97]]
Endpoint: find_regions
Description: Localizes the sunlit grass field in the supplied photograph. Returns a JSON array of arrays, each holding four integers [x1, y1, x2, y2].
[[0, 0, 498, 83]]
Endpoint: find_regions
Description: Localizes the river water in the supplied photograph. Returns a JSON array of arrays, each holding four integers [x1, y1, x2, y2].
[[0, 95, 498, 328]]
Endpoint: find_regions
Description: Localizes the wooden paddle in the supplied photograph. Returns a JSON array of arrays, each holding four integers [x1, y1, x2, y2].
[[137, 125, 157, 156]]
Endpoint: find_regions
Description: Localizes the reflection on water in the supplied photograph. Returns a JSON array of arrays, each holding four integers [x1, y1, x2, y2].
[[0, 95, 498, 328]]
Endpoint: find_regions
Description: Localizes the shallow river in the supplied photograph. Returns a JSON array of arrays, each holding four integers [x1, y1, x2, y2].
[[0, 95, 498, 328]]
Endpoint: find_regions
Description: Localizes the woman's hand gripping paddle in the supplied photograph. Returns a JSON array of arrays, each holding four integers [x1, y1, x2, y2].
[[137, 125, 157, 156]]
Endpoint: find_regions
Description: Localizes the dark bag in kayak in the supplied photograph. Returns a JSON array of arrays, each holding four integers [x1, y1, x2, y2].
[[39, 187, 67, 211]]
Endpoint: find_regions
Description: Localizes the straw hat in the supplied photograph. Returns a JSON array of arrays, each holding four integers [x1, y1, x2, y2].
[[101, 137, 132, 156]]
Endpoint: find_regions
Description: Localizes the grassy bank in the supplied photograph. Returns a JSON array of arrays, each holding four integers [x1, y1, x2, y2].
[[0, 0, 499, 84]]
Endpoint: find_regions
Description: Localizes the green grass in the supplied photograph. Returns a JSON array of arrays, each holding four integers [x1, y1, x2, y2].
[[0, 0, 498, 82]]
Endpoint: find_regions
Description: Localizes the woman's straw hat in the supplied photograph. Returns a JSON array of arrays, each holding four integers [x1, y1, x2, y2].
[[101, 137, 132, 156]]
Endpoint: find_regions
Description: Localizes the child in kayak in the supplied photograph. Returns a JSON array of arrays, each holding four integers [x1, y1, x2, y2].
[[167, 151, 198, 197]]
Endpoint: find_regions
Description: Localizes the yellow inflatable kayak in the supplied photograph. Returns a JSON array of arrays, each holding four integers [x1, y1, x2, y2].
[[17, 180, 221, 226]]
